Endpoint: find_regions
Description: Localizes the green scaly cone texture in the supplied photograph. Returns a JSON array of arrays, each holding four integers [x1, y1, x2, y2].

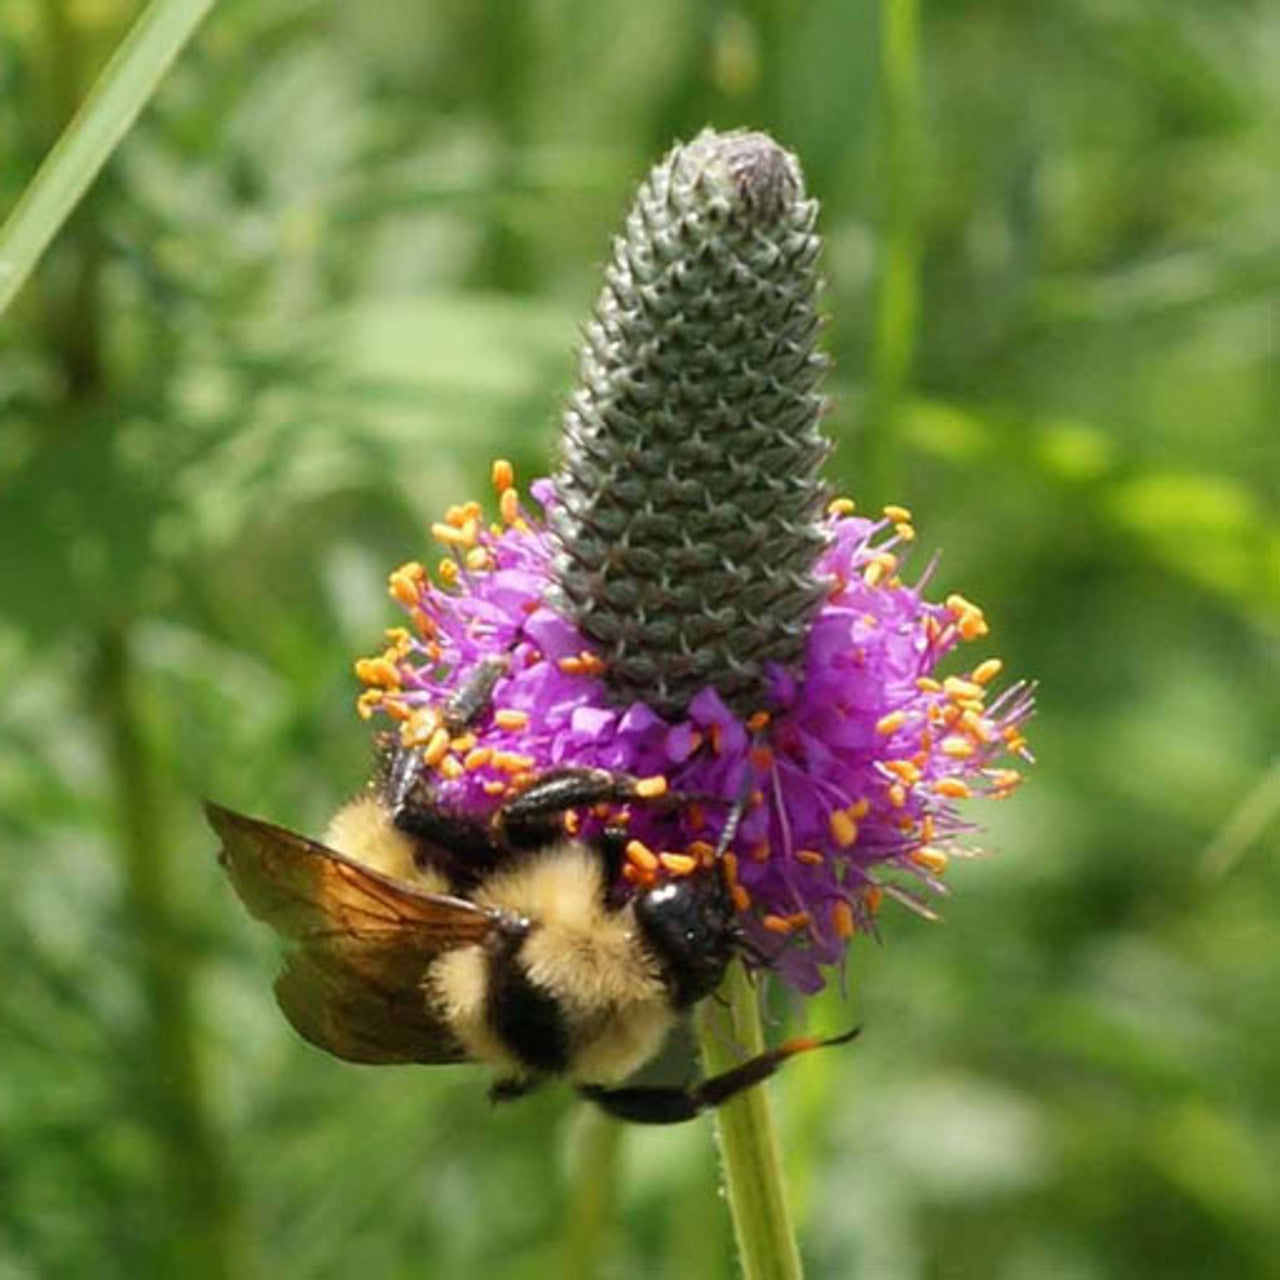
[[549, 129, 832, 719]]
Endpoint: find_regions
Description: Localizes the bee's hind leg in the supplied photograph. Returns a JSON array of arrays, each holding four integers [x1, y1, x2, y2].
[[578, 1027, 859, 1125], [489, 1076, 542, 1107]]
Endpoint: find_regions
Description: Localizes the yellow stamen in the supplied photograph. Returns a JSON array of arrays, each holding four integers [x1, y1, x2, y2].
[[894, 522, 915, 542], [887, 783, 907, 809], [885, 759, 921, 784], [865, 886, 884, 914], [827, 497, 856, 516], [389, 562, 425, 607], [483, 780, 507, 797], [463, 747, 492, 771], [794, 849, 824, 866], [465, 547, 492, 572], [432, 520, 478, 548], [492, 750, 536, 775], [355, 656, 401, 689], [491, 458, 515, 492], [941, 736, 976, 759], [402, 707, 442, 748], [438, 755, 464, 781], [494, 709, 529, 731], [499, 487, 519, 524], [883, 503, 912, 523], [563, 810, 580, 835], [746, 709, 771, 732], [762, 914, 794, 934], [911, 846, 949, 875], [849, 798, 870, 819], [862, 561, 885, 587], [972, 657, 1003, 685], [634, 775, 668, 799], [687, 839, 715, 862], [382, 697, 410, 722], [786, 911, 810, 930], [829, 810, 858, 847], [659, 852, 698, 876], [944, 676, 984, 702], [916, 676, 943, 693], [876, 710, 907, 735], [356, 689, 383, 720], [449, 733, 476, 753], [731, 885, 752, 912], [422, 727, 450, 767], [437, 559, 459, 586], [935, 778, 973, 799], [626, 840, 658, 873], [831, 899, 856, 939], [959, 709, 995, 743]]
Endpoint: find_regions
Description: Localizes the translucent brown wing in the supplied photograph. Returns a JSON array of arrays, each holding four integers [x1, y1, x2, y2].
[[205, 801, 505, 1065]]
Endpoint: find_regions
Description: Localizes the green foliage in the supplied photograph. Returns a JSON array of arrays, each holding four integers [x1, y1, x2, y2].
[[1, 1, 1277, 1277]]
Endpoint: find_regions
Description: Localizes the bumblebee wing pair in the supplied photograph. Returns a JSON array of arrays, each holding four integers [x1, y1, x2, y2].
[[206, 800, 511, 1066]]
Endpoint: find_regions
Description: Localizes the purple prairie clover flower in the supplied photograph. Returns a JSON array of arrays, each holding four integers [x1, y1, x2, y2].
[[354, 131, 1033, 993], [355, 465, 1033, 994]]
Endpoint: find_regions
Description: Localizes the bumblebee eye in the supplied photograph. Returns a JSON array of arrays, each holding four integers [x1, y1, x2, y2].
[[634, 876, 734, 1007]]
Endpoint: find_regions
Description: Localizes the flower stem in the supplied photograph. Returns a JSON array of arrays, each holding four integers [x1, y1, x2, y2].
[[698, 962, 803, 1280], [563, 1105, 622, 1280]]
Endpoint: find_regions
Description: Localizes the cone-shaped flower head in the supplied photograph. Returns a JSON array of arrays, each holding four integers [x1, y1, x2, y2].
[[550, 131, 831, 718], [355, 132, 1033, 992]]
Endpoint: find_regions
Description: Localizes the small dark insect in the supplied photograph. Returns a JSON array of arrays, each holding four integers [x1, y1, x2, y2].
[[206, 672, 855, 1123]]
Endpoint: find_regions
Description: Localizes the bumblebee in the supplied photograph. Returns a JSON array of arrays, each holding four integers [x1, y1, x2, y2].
[[206, 673, 853, 1124]]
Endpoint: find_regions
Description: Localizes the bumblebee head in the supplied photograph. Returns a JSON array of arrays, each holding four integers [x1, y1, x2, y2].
[[633, 871, 737, 1008]]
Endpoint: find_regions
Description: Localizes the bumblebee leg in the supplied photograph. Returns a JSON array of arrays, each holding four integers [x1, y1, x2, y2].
[[444, 653, 511, 733], [579, 1027, 859, 1125], [489, 1076, 541, 1106]]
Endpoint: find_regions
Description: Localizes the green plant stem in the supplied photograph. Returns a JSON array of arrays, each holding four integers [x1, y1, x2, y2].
[[563, 1105, 623, 1280], [866, 0, 921, 504], [698, 962, 803, 1280], [94, 624, 246, 1280], [0, 0, 214, 316]]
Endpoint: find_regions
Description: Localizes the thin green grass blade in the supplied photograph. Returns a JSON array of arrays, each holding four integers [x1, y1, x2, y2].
[[0, 0, 215, 317]]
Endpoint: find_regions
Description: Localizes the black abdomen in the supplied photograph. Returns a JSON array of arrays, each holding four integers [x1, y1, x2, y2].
[[486, 937, 570, 1075]]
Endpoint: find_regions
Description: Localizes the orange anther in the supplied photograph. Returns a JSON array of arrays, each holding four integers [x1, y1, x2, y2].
[[935, 778, 973, 799], [634, 775, 668, 799], [883, 504, 912, 523], [829, 810, 858, 847], [422, 727, 451, 767], [746, 710, 771, 732], [491, 458, 515, 491], [973, 658, 1003, 685], [463, 747, 492, 771], [911, 846, 949, 875], [831, 899, 856, 939], [494, 709, 529, 731], [875, 706, 906, 737], [626, 840, 658, 873], [659, 852, 698, 876], [500, 488, 519, 524], [795, 849, 824, 866]]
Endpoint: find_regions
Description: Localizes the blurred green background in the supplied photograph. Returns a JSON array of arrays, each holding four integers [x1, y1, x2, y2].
[[2, 1, 1277, 1277]]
